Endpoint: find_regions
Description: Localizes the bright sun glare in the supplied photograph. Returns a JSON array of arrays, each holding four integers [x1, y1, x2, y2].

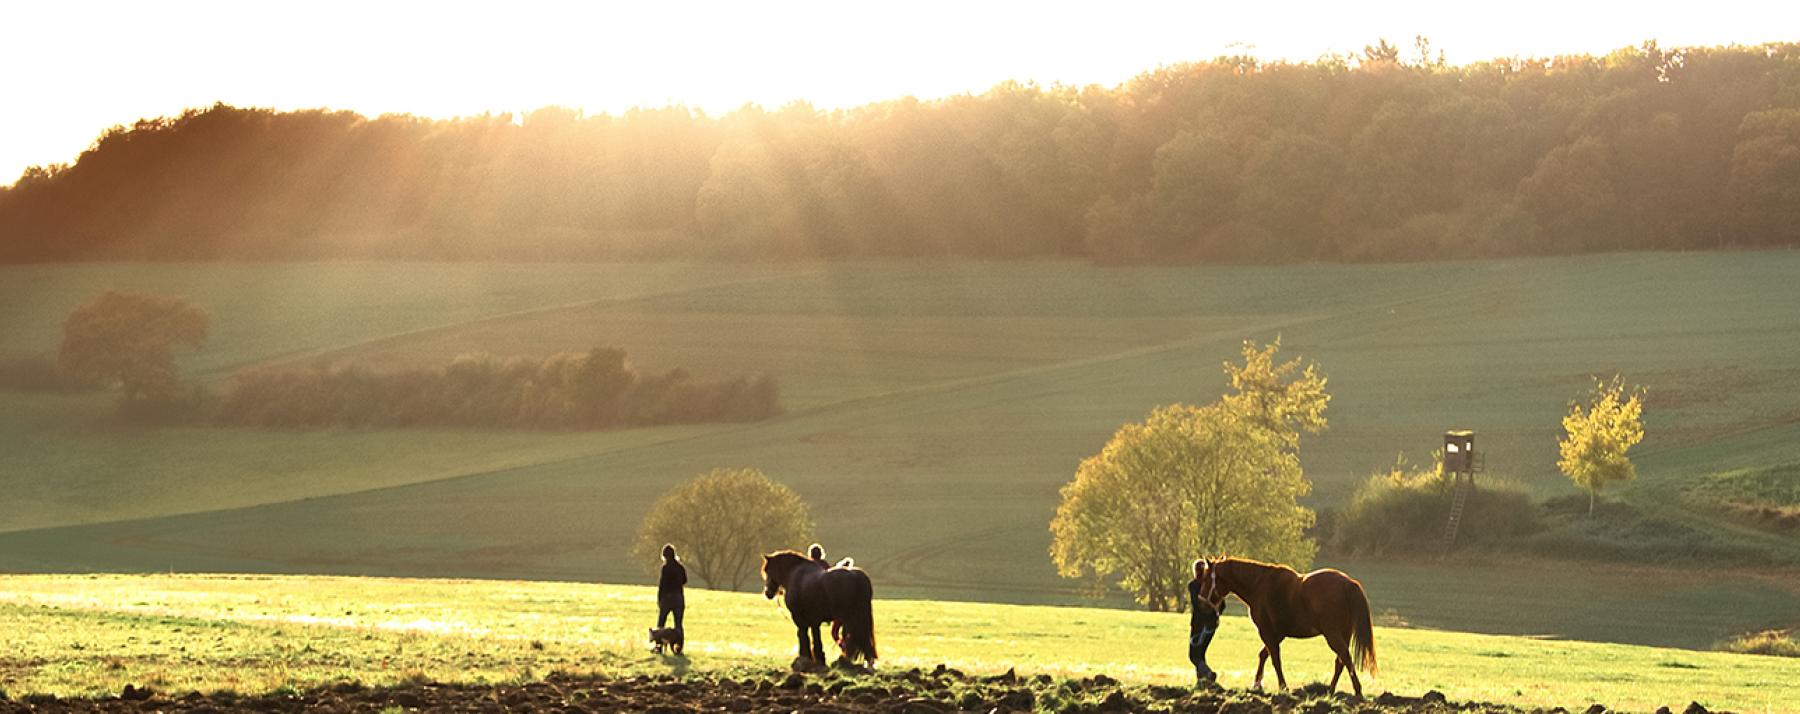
[[4, 0, 1797, 183]]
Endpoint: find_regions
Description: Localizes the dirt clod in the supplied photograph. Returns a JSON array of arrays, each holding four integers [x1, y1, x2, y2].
[[0, 669, 1634, 714], [997, 688, 1035, 710]]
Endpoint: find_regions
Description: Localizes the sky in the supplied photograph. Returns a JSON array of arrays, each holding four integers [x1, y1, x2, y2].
[[4, 0, 1798, 185]]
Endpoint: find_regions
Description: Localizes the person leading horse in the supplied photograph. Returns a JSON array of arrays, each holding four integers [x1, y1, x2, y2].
[[1196, 556, 1377, 696]]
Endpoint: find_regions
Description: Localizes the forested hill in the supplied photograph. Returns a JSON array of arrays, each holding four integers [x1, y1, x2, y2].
[[5, 41, 1800, 263]]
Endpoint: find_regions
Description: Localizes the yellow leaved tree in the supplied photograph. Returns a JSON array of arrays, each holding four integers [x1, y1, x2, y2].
[[1558, 376, 1647, 516]]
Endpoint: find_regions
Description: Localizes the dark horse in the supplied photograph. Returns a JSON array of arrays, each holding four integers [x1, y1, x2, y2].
[[1197, 556, 1377, 696], [761, 550, 878, 666]]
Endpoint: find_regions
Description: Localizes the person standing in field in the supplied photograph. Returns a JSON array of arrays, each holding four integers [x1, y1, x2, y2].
[[658, 543, 687, 631], [809, 542, 829, 567], [1189, 559, 1223, 684]]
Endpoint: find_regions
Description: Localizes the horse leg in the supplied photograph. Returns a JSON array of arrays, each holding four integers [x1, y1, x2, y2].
[[1332, 629, 1353, 694], [1268, 641, 1288, 691], [1253, 646, 1269, 690], [1329, 658, 1343, 693], [795, 625, 812, 662], [809, 623, 827, 663], [1324, 630, 1358, 697]]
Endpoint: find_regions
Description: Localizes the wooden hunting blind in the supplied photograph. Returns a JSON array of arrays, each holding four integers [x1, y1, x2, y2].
[[1440, 429, 1480, 554], [1443, 430, 1475, 473]]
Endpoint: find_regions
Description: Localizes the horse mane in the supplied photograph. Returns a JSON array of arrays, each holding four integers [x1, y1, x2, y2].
[[1219, 556, 1301, 590], [761, 549, 812, 575], [1220, 555, 1298, 574]]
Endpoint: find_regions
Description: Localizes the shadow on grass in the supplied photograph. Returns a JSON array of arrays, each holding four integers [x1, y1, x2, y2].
[[656, 652, 691, 676]]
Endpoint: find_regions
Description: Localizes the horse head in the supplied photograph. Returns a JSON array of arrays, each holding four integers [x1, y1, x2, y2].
[[1196, 555, 1230, 612], [761, 553, 783, 599]]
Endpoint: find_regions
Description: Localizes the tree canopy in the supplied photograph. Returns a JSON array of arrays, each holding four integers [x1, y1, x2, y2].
[[1049, 340, 1324, 611], [57, 291, 209, 404], [5, 41, 1800, 263], [1558, 377, 1647, 515], [1221, 338, 1330, 449], [632, 468, 814, 591]]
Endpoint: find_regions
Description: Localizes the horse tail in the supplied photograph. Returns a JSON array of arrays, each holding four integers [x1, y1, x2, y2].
[[842, 571, 878, 664], [1349, 580, 1378, 675]]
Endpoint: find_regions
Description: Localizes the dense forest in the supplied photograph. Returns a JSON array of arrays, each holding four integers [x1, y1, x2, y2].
[[4, 40, 1800, 263]]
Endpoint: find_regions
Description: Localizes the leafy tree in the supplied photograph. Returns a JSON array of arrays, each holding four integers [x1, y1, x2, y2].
[[632, 468, 814, 591], [1237, 132, 1346, 259], [1221, 338, 1330, 449], [1146, 130, 1242, 258], [1557, 377, 1647, 516], [1517, 136, 1624, 252], [1362, 38, 1402, 67], [1081, 193, 1152, 263], [1050, 341, 1324, 611], [1729, 109, 1800, 246], [58, 291, 209, 404]]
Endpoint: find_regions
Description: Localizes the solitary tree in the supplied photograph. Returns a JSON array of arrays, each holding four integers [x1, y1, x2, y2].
[[1558, 377, 1647, 516], [1050, 340, 1325, 611], [633, 468, 814, 591], [58, 291, 210, 404]]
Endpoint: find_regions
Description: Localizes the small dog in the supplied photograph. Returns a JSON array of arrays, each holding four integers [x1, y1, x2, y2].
[[648, 626, 684, 655]]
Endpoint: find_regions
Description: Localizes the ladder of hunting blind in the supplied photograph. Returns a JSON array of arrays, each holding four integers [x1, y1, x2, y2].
[[1440, 472, 1473, 554]]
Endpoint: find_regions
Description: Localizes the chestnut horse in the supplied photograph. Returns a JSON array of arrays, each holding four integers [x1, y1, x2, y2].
[[1197, 556, 1377, 696], [761, 550, 878, 666]]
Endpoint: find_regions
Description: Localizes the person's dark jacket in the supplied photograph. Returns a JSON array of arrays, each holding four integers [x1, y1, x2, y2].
[[1188, 579, 1221, 629], [659, 559, 687, 600]]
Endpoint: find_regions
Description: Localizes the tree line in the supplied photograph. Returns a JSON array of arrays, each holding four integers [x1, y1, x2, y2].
[[23, 291, 782, 429], [216, 349, 781, 429], [5, 41, 1800, 263]]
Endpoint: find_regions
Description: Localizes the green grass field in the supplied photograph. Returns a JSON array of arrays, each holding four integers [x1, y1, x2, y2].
[[0, 574, 1793, 713], [2, 254, 1798, 650]]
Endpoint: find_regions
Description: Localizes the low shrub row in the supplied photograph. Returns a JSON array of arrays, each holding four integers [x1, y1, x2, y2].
[[214, 348, 781, 430]]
